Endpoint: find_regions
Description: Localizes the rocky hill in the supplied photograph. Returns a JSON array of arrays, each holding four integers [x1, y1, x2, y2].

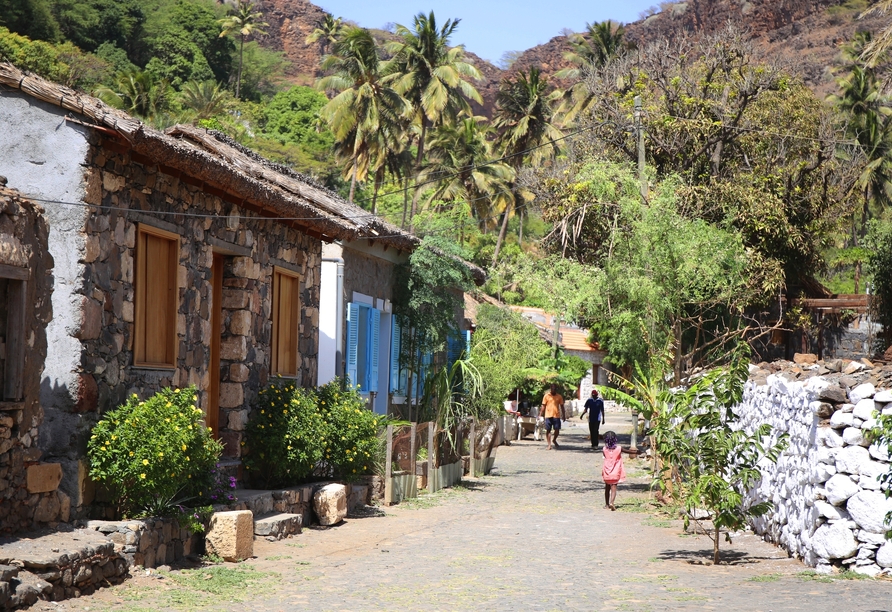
[[259, 0, 890, 106]]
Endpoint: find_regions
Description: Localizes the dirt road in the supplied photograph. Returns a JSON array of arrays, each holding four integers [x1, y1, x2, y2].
[[50, 417, 892, 611]]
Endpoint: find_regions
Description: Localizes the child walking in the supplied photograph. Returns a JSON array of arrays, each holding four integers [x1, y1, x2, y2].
[[601, 431, 631, 511]]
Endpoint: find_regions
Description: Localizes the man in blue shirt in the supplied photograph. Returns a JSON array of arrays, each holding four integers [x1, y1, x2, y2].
[[580, 389, 605, 449]]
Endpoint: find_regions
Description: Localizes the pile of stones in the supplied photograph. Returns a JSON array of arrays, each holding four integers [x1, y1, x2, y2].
[[741, 355, 892, 575]]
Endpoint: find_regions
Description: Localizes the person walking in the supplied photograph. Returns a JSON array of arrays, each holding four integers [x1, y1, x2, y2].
[[602, 431, 632, 510], [580, 388, 605, 450], [540, 384, 565, 450]]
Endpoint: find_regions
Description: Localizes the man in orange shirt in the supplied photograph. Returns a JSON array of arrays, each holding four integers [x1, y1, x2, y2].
[[540, 384, 565, 450]]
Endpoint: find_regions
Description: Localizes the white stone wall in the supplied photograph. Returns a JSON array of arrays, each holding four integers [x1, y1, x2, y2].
[[737, 373, 892, 575]]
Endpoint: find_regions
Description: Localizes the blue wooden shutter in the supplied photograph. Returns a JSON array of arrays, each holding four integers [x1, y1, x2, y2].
[[446, 331, 462, 371], [367, 308, 380, 392], [346, 302, 359, 388], [390, 317, 402, 394]]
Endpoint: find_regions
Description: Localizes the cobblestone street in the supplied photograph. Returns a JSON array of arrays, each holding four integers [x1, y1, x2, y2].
[[53, 417, 892, 611]]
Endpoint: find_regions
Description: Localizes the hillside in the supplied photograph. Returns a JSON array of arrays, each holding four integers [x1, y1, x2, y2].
[[261, 0, 890, 106]]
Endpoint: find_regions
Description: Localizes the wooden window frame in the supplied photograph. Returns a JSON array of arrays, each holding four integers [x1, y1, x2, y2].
[[0, 266, 28, 402], [271, 266, 301, 377], [133, 224, 180, 369]]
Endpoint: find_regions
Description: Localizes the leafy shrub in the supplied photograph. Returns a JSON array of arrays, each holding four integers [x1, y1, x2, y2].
[[316, 381, 380, 482], [244, 380, 327, 488], [87, 386, 223, 518]]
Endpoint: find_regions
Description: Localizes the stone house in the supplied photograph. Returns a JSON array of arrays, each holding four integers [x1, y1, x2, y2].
[[0, 62, 416, 519], [0, 185, 65, 532]]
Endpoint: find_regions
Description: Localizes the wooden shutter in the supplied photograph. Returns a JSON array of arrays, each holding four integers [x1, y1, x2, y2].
[[135, 225, 179, 368], [367, 308, 380, 392], [346, 302, 359, 388], [390, 317, 402, 394], [272, 268, 300, 376]]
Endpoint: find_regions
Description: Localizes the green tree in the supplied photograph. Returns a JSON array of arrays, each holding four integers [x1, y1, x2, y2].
[[865, 220, 892, 351], [305, 12, 343, 56], [95, 69, 171, 122], [650, 355, 787, 565], [145, 30, 214, 89], [52, 0, 145, 54], [316, 27, 411, 202], [554, 20, 627, 124], [0, 0, 60, 42], [418, 116, 514, 231], [218, 0, 268, 99], [385, 11, 484, 227], [492, 66, 563, 264], [179, 79, 231, 120]]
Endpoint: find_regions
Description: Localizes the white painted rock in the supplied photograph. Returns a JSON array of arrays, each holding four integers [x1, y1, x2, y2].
[[875, 390, 892, 403], [818, 427, 844, 448], [817, 447, 840, 464], [313, 483, 347, 526], [884, 406, 892, 416], [830, 410, 854, 429], [836, 445, 871, 475], [825, 474, 860, 505], [877, 542, 892, 568], [858, 530, 887, 545], [850, 383, 876, 404], [811, 463, 836, 484], [853, 398, 879, 421], [869, 443, 891, 462], [842, 427, 865, 447], [812, 522, 859, 559], [860, 417, 877, 431], [859, 461, 886, 491], [852, 564, 882, 577], [847, 490, 892, 534], [815, 500, 848, 520], [839, 403, 855, 414]]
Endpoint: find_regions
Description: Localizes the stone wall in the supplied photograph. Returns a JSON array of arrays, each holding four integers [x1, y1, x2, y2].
[[82, 518, 199, 568], [739, 358, 892, 575], [37, 135, 322, 515], [0, 188, 67, 533], [753, 314, 883, 363]]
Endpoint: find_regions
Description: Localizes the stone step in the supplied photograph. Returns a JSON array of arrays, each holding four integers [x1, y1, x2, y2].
[[253, 513, 302, 540], [0, 528, 128, 609]]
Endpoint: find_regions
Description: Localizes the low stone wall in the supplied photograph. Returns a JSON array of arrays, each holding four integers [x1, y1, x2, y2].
[[82, 518, 199, 568], [740, 358, 892, 575]]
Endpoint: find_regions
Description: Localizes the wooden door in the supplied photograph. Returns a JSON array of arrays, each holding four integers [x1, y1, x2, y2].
[[208, 254, 224, 437]]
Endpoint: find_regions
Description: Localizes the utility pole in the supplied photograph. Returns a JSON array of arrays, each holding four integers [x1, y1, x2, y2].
[[634, 95, 647, 199]]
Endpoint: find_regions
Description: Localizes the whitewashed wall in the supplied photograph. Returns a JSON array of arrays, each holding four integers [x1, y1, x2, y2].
[[737, 371, 892, 575]]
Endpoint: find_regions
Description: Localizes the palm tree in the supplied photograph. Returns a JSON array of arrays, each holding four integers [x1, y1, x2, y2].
[[419, 117, 515, 231], [95, 70, 171, 121], [179, 80, 232, 121], [553, 20, 627, 124], [305, 13, 343, 56], [316, 27, 411, 203], [860, 1, 892, 66], [218, 0, 268, 100], [385, 11, 484, 228], [491, 67, 563, 263]]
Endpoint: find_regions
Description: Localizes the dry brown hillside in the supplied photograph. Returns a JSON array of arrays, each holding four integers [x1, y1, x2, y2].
[[259, 0, 890, 104]]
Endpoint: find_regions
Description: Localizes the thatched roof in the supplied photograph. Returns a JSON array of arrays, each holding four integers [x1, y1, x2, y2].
[[0, 62, 417, 250]]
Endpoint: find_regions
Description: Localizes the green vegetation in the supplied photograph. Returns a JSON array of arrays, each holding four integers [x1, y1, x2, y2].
[[86, 386, 223, 520]]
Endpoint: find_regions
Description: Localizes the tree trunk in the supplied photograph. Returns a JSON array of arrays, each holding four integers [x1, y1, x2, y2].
[[236, 35, 244, 100], [372, 170, 382, 214], [401, 177, 409, 229], [518, 208, 523, 248], [348, 158, 357, 203], [855, 261, 861, 294], [492, 199, 512, 265], [713, 526, 720, 565], [410, 118, 428, 232]]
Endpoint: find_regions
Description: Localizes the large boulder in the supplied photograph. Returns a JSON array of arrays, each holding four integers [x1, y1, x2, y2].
[[313, 483, 347, 526], [877, 542, 892, 568], [206, 510, 254, 562], [847, 490, 892, 534], [812, 522, 858, 560], [835, 445, 871, 475], [853, 398, 878, 421], [825, 474, 860, 505], [850, 383, 876, 404], [819, 384, 848, 404]]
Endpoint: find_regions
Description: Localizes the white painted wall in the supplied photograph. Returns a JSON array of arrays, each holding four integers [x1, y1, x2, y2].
[[317, 260, 338, 386]]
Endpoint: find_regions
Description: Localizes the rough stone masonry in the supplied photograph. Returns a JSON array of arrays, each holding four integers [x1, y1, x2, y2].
[[740, 356, 892, 575]]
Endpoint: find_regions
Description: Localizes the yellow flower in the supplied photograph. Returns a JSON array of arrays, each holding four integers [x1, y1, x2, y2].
[[140, 473, 146, 479], [129, 451, 134, 457], [100, 446, 106, 451], [182, 444, 187, 451], [174, 389, 180, 393], [158, 452, 164, 457], [142, 459, 149, 466]]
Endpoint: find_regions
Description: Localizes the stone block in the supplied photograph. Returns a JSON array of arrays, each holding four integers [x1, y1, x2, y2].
[[835, 446, 871, 475], [222, 290, 249, 310], [830, 410, 854, 429], [26, 464, 62, 493], [847, 491, 892, 534], [874, 389, 892, 403], [812, 522, 858, 560], [220, 337, 247, 361], [253, 513, 302, 539], [227, 410, 249, 431], [229, 310, 252, 336], [825, 474, 859, 505], [850, 383, 876, 404], [75, 297, 102, 340], [219, 384, 244, 409], [818, 384, 848, 404], [853, 399, 878, 421], [793, 353, 817, 365], [205, 510, 253, 562], [313, 484, 347, 526], [230, 363, 249, 382], [877, 542, 892, 568]]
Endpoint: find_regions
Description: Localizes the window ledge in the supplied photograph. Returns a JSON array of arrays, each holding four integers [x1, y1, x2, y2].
[[131, 364, 177, 372]]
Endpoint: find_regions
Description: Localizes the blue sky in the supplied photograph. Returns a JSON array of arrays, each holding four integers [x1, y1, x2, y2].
[[315, 1, 659, 64]]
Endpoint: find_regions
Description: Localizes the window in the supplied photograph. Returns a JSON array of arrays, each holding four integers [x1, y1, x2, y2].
[[272, 267, 300, 376], [389, 320, 431, 400], [346, 302, 380, 392], [134, 225, 179, 368]]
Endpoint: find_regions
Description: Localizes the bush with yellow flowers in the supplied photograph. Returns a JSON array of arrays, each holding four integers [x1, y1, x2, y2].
[[244, 381, 327, 488], [87, 386, 223, 519], [316, 380, 380, 482]]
